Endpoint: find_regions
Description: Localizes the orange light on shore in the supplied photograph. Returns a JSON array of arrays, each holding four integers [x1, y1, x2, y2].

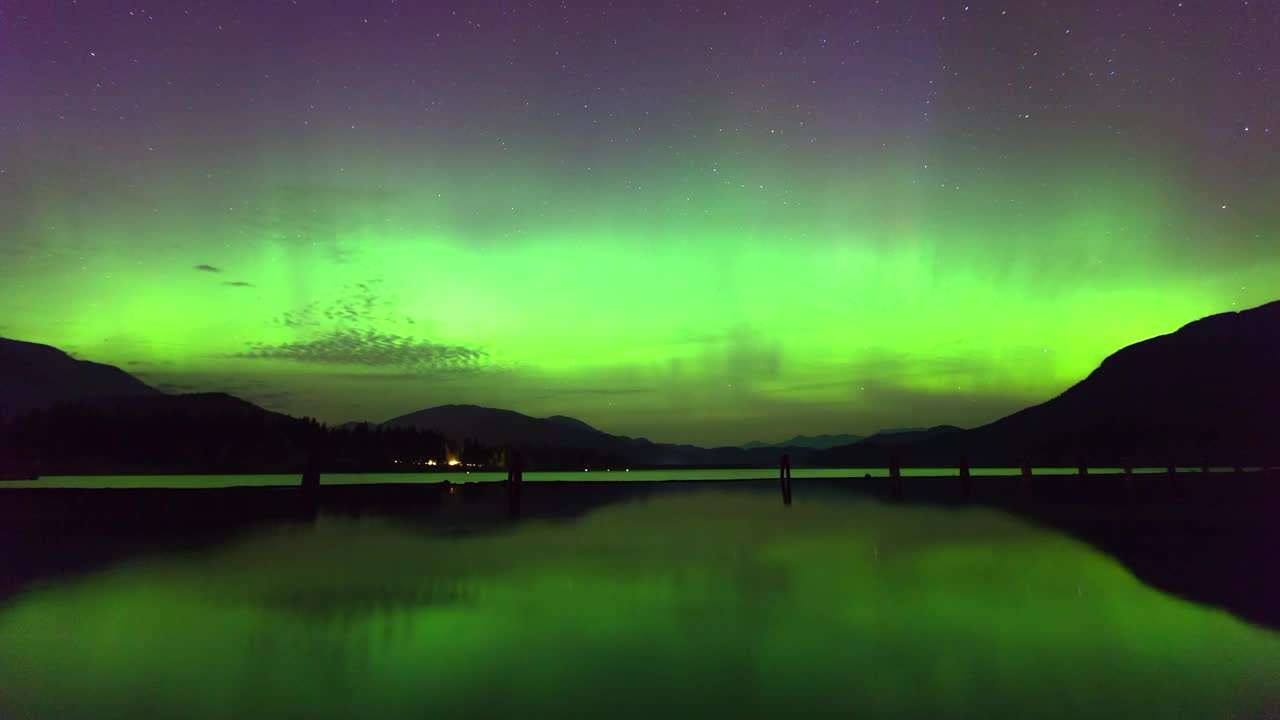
[[447, 459, 461, 467]]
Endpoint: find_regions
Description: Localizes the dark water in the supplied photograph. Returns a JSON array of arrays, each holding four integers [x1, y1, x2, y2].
[[2, 491, 1277, 719]]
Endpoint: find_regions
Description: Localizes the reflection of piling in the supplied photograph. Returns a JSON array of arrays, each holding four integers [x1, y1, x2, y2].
[[889, 455, 903, 499], [959, 455, 972, 499], [1019, 457, 1033, 492], [299, 453, 320, 518], [1123, 461, 1135, 492], [301, 454, 321, 492], [506, 452, 523, 517], [779, 454, 793, 506]]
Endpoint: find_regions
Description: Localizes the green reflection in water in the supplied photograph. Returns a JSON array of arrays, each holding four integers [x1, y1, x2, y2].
[[2, 493, 1277, 719]]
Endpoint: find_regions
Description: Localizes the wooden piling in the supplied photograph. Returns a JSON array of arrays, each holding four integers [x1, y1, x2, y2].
[[959, 455, 972, 499], [506, 452, 523, 516], [1019, 457, 1032, 491], [889, 455, 903, 499], [300, 454, 320, 491], [299, 454, 320, 516], [779, 453, 793, 505]]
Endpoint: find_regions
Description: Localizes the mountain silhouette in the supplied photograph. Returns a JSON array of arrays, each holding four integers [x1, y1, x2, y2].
[[6, 299, 1276, 471], [543, 414, 609, 435], [816, 300, 1280, 466], [383, 405, 623, 451], [381, 404, 809, 467], [864, 426, 963, 447], [0, 338, 162, 418], [743, 434, 865, 450], [871, 427, 929, 436], [80, 391, 295, 420]]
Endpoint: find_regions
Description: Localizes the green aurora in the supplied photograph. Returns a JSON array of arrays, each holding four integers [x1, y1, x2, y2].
[[4, 1, 1278, 443], [3, 138, 1276, 443]]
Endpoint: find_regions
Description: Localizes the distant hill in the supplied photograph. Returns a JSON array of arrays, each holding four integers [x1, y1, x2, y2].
[[871, 427, 927, 436], [382, 404, 807, 468], [810, 426, 963, 466], [11, 298, 1275, 472], [383, 405, 621, 451], [743, 434, 865, 450], [815, 300, 1280, 467], [864, 426, 963, 447], [0, 344, 464, 472], [0, 338, 162, 418], [544, 414, 608, 435], [77, 391, 298, 422], [1, 392, 323, 474], [744, 429, 937, 451]]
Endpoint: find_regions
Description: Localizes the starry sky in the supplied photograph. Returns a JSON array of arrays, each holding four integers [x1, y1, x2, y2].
[[1, 0, 1276, 445]]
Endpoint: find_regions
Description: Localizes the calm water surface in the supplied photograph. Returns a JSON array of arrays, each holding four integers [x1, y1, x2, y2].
[[2, 491, 1277, 718]]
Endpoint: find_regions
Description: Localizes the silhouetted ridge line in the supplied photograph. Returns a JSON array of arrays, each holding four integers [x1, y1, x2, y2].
[[3, 299, 1277, 473], [0, 337, 163, 419], [815, 300, 1280, 467]]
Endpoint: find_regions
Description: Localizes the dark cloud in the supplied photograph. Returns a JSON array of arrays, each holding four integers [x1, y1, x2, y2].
[[223, 281, 255, 287], [194, 264, 222, 273], [235, 329, 487, 372], [277, 304, 317, 329], [273, 279, 396, 329]]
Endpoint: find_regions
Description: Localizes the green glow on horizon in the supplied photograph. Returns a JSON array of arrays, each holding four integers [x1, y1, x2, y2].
[[2, 140, 1276, 442]]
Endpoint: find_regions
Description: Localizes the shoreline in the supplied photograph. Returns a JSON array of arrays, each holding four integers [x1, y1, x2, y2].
[[5, 465, 1274, 487]]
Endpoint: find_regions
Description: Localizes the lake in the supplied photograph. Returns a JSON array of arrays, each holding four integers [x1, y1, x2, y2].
[[1, 486, 1277, 718], [17, 466, 1212, 488]]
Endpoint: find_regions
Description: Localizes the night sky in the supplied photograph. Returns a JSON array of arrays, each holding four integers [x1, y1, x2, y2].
[[1, 1, 1276, 444]]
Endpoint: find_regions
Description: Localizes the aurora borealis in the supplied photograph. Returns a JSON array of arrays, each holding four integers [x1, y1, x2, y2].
[[1, 1, 1276, 444]]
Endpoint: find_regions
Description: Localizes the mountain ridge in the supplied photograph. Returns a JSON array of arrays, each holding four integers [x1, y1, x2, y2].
[[814, 300, 1280, 466], [0, 337, 163, 419], [5, 299, 1277, 469], [743, 434, 866, 450]]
